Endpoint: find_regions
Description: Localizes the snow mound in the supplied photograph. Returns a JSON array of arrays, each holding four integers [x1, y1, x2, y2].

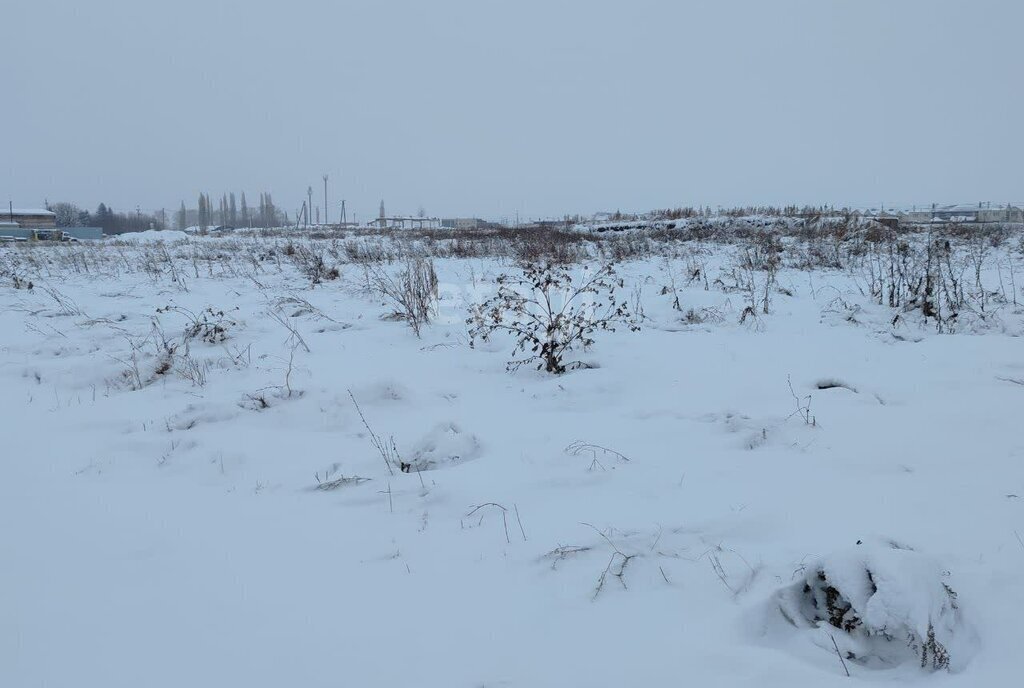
[[114, 230, 190, 243], [404, 422, 481, 472], [773, 543, 976, 673], [349, 381, 409, 404]]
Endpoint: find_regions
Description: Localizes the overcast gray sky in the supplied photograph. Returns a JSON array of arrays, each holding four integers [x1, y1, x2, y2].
[[4, 0, 1022, 221]]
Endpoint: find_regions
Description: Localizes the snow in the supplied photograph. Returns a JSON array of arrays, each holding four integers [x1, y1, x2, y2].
[[111, 229, 190, 243], [772, 542, 978, 672], [5, 208, 55, 217], [2, 234, 1024, 687], [407, 422, 483, 471]]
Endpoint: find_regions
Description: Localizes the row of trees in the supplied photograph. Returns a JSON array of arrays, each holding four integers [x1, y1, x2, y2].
[[94, 204, 167, 234], [47, 202, 166, 234], [176, 192, 284, 231], [45, 191, 286, 236]]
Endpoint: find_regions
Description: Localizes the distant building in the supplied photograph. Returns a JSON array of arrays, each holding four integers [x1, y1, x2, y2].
[[4, 208, 57, 228], [372, 200, 443, 229], [441, 218, 483, 230], [528, 219, 570, 231], [872, 214, 900, 229], [899, 203, 1023, 225], [374, 216, 442, 230]]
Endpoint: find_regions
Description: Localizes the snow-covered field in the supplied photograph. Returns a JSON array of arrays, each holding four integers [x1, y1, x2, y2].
[[2, 230, 1023, 687]]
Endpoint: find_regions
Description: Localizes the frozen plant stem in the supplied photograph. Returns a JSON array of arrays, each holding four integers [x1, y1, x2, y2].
[[582, 522, 637, 600], [467, 503, 510, 544], [514, 503, 527, 542], [348, 390, 397, 476], [830, 634, 851, 677]]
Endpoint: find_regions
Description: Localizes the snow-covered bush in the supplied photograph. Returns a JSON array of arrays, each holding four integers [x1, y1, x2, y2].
[[468, 261, 639, 374], [775, 544, 974, 672]]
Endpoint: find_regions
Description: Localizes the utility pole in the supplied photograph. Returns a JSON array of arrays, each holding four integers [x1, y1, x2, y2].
[[323, 174, 329, 225], [340, 200, 347, 225], [307, 186, 313, 227]]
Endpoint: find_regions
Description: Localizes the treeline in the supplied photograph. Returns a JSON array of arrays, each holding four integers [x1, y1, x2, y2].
[[649, 205, 847, 220], [45, 191, 287, 236], [176, 191, 285, 230], [47, 201, 167, 234]]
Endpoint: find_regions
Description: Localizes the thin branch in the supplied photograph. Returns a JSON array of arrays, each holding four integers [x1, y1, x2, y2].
[[467, 503, 510, 544], [514, 503, 527, 542], [830, 634, 851, 678], [566, 440, 631, 463], [348, 390, 396, 476]]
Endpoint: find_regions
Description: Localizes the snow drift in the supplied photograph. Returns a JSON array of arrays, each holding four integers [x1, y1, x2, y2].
[[113, 229, 190, 243], [405, 422, 482, 472]]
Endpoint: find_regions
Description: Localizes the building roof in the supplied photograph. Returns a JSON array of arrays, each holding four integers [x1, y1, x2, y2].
[[6, 208, 56, 217]]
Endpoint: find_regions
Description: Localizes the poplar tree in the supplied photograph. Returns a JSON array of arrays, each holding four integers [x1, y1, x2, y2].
[[240, 192, 249, 227]]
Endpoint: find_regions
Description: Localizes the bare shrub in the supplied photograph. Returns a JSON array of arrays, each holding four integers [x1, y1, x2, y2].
[[110, 320, 178, 391], [508, 229, 589, 264], [42, 286, 85, 317], [468, 261, 639, 374], [157, 305, 237, 344], [0, 252, 34, 290], [369, 257, 438, 337], [860, 230, 969, 333], [290, 243, 340, 285], [177, 347, 211, 387], [684, 252, 710, 290]]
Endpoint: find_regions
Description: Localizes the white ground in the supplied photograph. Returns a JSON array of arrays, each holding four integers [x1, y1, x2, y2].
[[2, 236, 1023, 687]]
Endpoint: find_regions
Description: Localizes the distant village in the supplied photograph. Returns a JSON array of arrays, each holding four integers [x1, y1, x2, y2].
[[2, 199, 1022, 242]]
